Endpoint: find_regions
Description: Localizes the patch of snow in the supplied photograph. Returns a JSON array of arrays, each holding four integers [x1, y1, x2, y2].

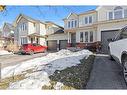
[[0, 50, 12, 56], [2, 49, 93, 89], [54, 82, 64, 90]]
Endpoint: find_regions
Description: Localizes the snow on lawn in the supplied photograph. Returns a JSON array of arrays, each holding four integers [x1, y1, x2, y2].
[[1, 49, 93, 89], [0, 50, 12, 56]]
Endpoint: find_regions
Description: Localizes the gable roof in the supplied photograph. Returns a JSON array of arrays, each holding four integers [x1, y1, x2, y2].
[[78, 10, 97, 16], [3, 22, 14, 31], [63, 13, 78, 20], [13, 14, 45, 26], [45, 21, 63, 29]]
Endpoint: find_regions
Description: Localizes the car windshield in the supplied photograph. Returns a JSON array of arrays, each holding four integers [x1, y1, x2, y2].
[[23, 44, 28, 46], [113, 30, 121, 41]]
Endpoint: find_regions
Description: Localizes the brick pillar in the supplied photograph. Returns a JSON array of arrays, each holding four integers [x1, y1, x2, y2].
[[67, 43, 71, 47]]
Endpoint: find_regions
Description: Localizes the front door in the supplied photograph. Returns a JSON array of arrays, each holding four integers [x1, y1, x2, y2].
[[71, 33, 76, 47]]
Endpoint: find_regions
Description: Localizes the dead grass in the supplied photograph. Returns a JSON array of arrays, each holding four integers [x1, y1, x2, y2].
[[42, 81, 75, 90], [0, 68, 34, 89]]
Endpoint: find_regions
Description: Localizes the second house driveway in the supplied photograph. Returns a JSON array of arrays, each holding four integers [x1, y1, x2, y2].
[[0, 53, 48, 68], [86, 54, 127, 89]]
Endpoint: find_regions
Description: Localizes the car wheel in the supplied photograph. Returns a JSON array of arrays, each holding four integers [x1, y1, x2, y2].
[[29, 50, 34, 55], [43, 49, 47, 53], [109, 55, 114, 60], [122, 56, 127, 82]]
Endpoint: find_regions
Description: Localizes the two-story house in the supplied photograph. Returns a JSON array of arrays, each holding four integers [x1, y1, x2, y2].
[[2, 23, 15, 47], [63, 10, 98, 51], [64, 6, 127, 53], [14, 14, 68, 51], [14, 14, 47, 46]]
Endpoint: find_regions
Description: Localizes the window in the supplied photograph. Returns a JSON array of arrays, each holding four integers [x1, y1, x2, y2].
[[85, 17, 88, 24], [119, 28, 127, 39], [90, 31, 93, 42], [23, 23, 27, 31], [114, 6, 123, 19], [124, 9, 127, 18], [109, 12, 113, 20], [75, 20, 77, 27], [21, 37, 27, 45], [80, 32, 83, 42], [89, 16, 92, 23], [71, 21, 73, 28], [85, 32, 88, 42], [33, 23, 36, 27], [114, 10, 122, 19], [68, 21, 70, 28]]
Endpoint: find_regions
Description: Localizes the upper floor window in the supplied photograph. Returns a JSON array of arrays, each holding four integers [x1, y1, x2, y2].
[[71, 21, 74, 28], [114, 6, 123, 19], [80, 32, 83, 42], [89, 16, 92, 23], [107, 6, 127, 20], [124, 9, 127, 18], [75, 20, 77, 27], [85, 17, 88, 24], [67, 20, 77, 28], [109, 12, 113, 20], [68, 21, 70, 28]]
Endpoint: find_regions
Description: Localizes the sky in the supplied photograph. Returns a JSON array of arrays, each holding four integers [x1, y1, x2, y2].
[[0, 6, 97, 28]]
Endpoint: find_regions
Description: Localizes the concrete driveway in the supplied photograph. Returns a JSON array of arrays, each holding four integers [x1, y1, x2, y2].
[[86, 54, 127, 89]]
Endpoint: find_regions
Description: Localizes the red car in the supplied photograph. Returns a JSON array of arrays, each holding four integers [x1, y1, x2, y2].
[[20, 43, 47, 55]]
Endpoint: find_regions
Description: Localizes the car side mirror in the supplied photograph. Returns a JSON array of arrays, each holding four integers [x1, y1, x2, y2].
[[107, 38, 114, 42]]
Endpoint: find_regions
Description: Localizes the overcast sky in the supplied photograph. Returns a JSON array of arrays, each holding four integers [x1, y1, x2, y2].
[[0, 6, 97, 28]]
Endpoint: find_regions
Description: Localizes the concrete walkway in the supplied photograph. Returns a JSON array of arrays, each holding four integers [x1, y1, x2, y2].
[[86, 54, 127, 89]]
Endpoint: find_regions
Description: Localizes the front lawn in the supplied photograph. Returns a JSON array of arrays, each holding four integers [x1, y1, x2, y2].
[[0, 49, 94, 89], [42, 55, 95, 89]]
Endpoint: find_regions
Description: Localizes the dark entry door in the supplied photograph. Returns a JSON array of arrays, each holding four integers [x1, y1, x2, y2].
[[71, 33, 76, 47]]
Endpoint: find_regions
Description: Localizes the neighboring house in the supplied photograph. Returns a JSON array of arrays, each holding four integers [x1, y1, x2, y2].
[[63, 6, 127, 53], [0, 28, 4, 49], [46, 21, 68, 51], [2, 23, 15, 47], [14, 14, 68, 51], [14, 14, 47, 46]]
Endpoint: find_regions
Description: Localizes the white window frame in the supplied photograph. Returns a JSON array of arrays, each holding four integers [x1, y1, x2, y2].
[[124, 9, 127, 18], [89, 16, 93, 24], [114, 9, 123, 19], [21, 37, 27, 45], [85, 17, 88, 24], [108, 11, 113, 20]]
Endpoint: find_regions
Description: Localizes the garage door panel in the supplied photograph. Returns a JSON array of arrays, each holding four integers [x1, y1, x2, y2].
[[59, 40, 67, 50], [47, 40, 57, 51], [101, 30, 120, 54]]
